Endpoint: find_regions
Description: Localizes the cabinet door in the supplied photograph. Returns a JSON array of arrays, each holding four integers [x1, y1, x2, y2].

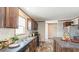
[[0, 8, 6, 28], [27, 18, 38, 30], [33, 21, 38, 30], [29, 39, 37, 52], [35, 21, 38, 30], [29, 42, 34, 52], [31, 20, 38, 30], [5, 7, 19, 28], [27, 18, 32, 30], [32, 20, 35, 30]]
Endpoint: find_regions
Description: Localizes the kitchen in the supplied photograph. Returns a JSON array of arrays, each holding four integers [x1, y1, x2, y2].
[[0, 7, 79, 52], [0, 7, 39, 52]]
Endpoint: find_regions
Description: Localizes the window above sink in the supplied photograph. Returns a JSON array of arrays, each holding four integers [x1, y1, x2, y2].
[[15, 16, 26, 35]]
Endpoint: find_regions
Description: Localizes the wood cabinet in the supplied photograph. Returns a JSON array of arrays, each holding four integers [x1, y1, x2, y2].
[[27, 18, 32, 30], [27, 18, 38, 30], [5, 7, 19, 28], [23, 37, 37, 52], [0, 7, 19, 28], [63, 21, 73, 27], [32, 20, 38, 30], [29, 38, 37, 52], [0, 8, 6, 28]]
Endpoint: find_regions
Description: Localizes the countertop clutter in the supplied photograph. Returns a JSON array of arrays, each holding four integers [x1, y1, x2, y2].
[[0, 36, 37, 52], [0, 36, 19, 49]]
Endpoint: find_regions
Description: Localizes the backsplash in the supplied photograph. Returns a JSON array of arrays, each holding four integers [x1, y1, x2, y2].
[[0, 28, 32, 41], [0, 28, 15, 40], [69, 26, 79, 36], [64, 26, 79, 38]]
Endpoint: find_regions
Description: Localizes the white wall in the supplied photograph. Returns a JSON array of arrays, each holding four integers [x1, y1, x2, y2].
[[0, 28, 15, 41], [38, 21, 45, 42], [45, 22, 48, 41], [57, 20, 64, 37]]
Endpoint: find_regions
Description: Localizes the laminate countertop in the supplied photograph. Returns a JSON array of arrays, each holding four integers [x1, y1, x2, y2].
[[53, 37, 79, 49], [0, 36, 36, 52]]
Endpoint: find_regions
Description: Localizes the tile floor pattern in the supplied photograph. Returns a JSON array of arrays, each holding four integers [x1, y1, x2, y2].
[[36, 39, 54, 52]]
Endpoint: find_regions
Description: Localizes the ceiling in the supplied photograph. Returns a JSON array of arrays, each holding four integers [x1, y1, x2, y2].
[[21, 7, 79, 21]]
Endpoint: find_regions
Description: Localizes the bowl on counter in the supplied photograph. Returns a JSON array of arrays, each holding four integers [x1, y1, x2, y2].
[[8, 43, 20, 48]]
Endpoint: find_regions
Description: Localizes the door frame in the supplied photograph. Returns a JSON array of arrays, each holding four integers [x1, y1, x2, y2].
[[45, 21, 58, 41]]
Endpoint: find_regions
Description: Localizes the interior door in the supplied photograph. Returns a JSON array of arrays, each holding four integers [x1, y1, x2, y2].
[[48, 23, 57, 39]]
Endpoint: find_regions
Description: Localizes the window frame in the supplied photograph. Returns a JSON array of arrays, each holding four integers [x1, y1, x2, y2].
[[14, 16, 26, 35]]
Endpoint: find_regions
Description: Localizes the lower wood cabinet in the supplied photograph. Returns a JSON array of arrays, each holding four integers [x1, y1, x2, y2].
[[25, 47, 30, 52], [29, 39, 37, 52], [25, 38, 37, 52]]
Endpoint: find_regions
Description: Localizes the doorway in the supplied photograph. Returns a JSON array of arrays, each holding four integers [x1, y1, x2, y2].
[[48, 23, 57, 39]]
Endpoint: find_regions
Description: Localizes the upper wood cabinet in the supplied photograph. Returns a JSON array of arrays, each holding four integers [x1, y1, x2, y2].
[[0, 7, 19, 28], [27, 18, 38, 30], [27, 18, 32, 31], [0, 8, 6, 28], [35, 21, 38, 30], [32, 20, 38, 30], [63, 21, 73, 27], [5, 7, 19, 28]]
